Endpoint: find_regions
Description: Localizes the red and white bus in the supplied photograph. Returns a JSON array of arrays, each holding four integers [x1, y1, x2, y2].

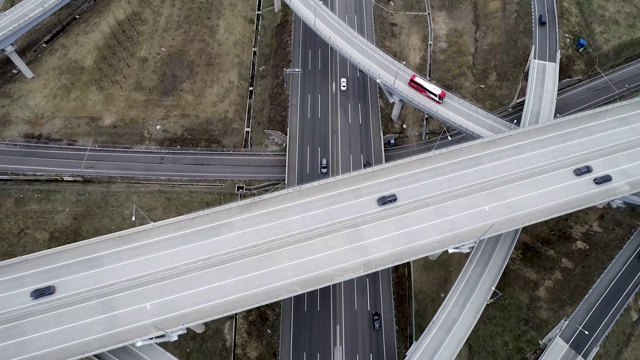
[[408, 75, 446, 103]]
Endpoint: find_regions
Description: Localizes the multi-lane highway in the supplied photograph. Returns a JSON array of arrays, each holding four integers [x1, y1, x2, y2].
[[283, 0, 511, 138], [541, 227, 640, 360], [0, 142, 286, 180], [1, 99, 640, 360], [282, 1, 393, 359]]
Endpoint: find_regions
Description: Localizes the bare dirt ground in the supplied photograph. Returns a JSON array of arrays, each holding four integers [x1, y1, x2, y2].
[[0, 0, 255, 148], [409, 203, 640, 359], [0, 180, 281, 359], [235, 302, 281, 359], [251, 0, 292, 149], [373, 0, 432, 144], [558, 0, 640, 80], [412, 253, 469, 338], [373, 0, 530, 144]]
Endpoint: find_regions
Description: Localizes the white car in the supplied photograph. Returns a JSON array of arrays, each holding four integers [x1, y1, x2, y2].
[[340, 78, 347, 91]]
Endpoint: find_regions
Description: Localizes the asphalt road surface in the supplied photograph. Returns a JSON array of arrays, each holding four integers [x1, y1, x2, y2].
[[0, 143, 286, 180], [532, 0, 558, 62], [283, 0, 393, 359], [2, 100, 640, 360]]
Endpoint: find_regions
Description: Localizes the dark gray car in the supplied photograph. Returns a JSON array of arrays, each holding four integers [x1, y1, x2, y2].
[[593, 174, 612, 185], [377, 194, 397, 206], [573, 165, 593, 176], [30, 285, 56, 300]]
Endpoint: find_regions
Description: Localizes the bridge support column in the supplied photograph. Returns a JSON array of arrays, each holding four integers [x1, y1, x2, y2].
[[391, 100, 404, 122], [189, 323, 206, 333], [2, 44, 34, 79], [376, 79, 396, 103], [620, 194, 640, 206], [274, 0, 281, 12]]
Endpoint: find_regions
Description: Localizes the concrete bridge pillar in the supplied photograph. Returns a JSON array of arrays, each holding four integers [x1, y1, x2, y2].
[[189, 323, 206, 333], [2, 44, 34, 79], [391, 100, 404, 122], [274, 0, 281, 12]]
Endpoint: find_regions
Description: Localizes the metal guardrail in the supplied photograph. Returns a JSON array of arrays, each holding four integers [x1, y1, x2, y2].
[[0, 140, 287, 155]]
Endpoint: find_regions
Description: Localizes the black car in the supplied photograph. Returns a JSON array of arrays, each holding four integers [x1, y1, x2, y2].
[[538, 13, 547, 26], [593, 174, 612, 185], [30, 285, 56, 300], [573, 165, 593, 176], [377, 194, 397, 206], [372, 312, 381, 331]]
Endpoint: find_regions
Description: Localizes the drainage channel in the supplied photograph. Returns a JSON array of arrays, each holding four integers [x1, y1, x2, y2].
[[242, 0, 265, 149]]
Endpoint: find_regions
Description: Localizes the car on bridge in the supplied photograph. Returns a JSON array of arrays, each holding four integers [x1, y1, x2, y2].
[[573, 165, 593, 176], [377, 194, 397, 206], [593, 174, 612, 185], [30, 285, 56, 300]]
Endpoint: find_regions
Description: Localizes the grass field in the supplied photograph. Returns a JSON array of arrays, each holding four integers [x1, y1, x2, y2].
[[0, 0, 255, 148], [558, 0, 640, 80], [373, 0, 530, 143], [409, 203, 640, 359], [251, 0, 292, 149], [0, 181, 281, 359]]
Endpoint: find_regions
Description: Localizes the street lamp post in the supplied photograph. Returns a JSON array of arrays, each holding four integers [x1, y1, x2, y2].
[[132, 204, 153, 224], [576, 324, 589, 335], [393, 61, 406, 88], [443, 126, 451, 140], [432, 127, 445, 153], [595, 65, 618, 92]]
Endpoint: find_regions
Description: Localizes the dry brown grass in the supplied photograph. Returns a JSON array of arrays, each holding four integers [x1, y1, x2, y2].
[[429, 0, 530, 111], [373, 0, 431, 143], [409, 203, 640, 359], [464, 204, 640, 358], [597, 291, 640, 360], [558, 0, 640, 80], [373, 0, 530, 144], [0, 0, 255, 148], [251, 0, 292, 149]]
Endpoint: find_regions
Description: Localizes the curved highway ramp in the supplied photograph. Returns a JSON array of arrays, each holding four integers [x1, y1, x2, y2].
[[283, 0, 510, 138]]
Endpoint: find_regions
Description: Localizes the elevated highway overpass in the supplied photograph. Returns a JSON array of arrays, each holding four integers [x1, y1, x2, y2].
[[1, 99, 640, 359], [0, 0, 71, 78], [282, 0, 511, 137]]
